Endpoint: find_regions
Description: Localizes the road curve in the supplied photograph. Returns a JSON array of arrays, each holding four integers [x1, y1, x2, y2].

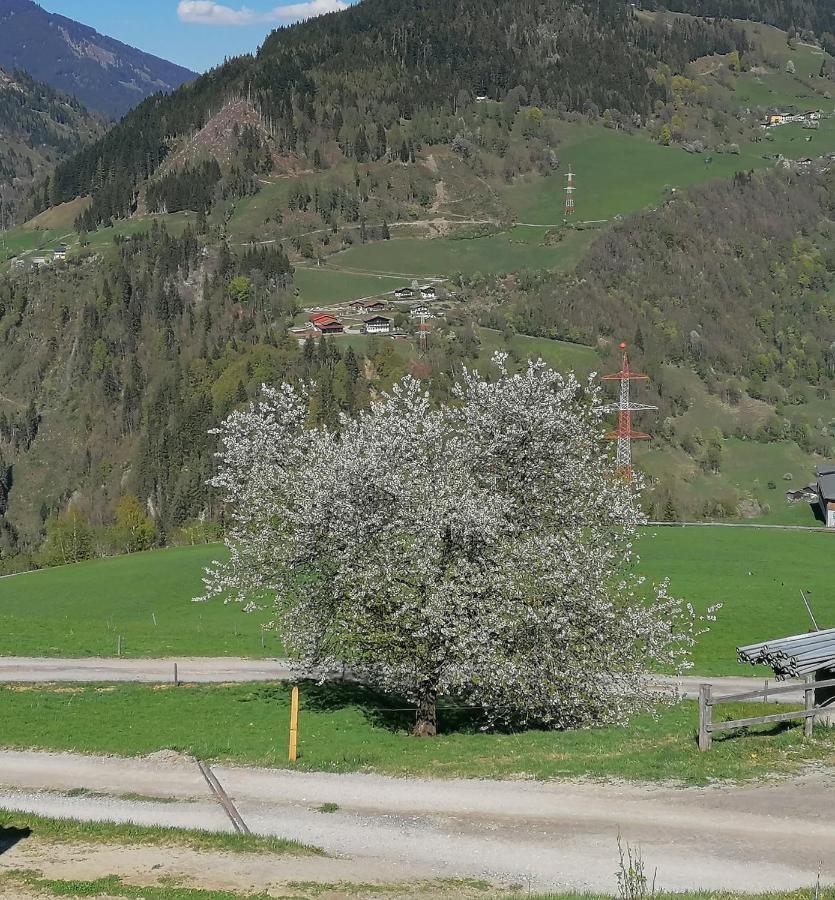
[[0, 749, 833, 892]]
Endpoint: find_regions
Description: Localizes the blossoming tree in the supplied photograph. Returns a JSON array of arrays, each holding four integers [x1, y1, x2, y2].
[[203, 356, 702, 736]]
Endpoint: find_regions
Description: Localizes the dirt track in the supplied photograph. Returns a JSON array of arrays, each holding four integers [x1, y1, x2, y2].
[[0, 658, 805, 703], [0, 749, 833, 893]]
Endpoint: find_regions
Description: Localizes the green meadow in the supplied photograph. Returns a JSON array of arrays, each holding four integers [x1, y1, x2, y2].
[[0, 544, 281, 659], [0, 681, 829, 783], [1, 527, 833, 674]]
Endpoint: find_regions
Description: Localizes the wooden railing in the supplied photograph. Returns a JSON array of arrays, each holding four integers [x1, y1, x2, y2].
[[698, 677, 835, 751]]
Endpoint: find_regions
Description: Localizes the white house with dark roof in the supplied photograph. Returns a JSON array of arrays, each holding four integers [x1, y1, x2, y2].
[[788, 464, 835, 527]]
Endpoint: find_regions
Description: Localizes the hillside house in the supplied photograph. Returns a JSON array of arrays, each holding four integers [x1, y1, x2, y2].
[[410, 305, 434, 319], [309, 313, 345, 334], [788, 464, 835, 527], [394, 288, 414, 300], [364, 315, 392, 335], [420, 286, 437, 301], [52, 246, 67, 261], [350, 299, 387, 313]]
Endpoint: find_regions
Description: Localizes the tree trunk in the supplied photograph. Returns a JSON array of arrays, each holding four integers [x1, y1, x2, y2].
[[412, 691, 437, 737]]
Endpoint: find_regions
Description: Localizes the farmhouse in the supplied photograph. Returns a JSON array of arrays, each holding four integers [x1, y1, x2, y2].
[[787, 464, 835, 527], [394, 288, 414, 299], [350, 299, 387, 313], [420, 286, 438, 301], [52, 246, 68, 261], [410, 305, 435, 319], [309, 313, 345, 334], [364, 315, 392, 335], [761, 110, 823, 128]]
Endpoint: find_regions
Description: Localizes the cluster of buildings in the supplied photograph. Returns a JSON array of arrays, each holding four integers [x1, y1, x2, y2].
[[761, 110, 823, 128], [10, 245, 68, 270], [305, 284, 442, 338]]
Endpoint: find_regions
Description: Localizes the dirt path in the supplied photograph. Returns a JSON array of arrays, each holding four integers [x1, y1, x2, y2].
[[0, 658, 803, 702], [0, 749, 833, 892]]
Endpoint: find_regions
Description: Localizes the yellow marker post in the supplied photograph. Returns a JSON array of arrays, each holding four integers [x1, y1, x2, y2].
[[289, 686, 299, 762]]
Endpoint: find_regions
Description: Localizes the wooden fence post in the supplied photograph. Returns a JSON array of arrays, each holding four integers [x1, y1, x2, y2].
[[805, 676, 815, 738], [698, 683, 712, 752], [288, 686, 299, 762]]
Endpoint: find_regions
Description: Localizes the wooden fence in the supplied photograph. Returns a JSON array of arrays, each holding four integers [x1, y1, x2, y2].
[[698, 676, 835, 751]]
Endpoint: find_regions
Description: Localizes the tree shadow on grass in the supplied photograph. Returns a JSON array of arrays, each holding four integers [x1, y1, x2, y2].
[[244, 681, 490, 734], [0, 826, 31, 856]]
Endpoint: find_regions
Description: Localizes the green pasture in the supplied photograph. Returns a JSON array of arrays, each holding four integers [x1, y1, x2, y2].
[[294, 265, 406, 304], [636, 527, 835, 673], [477, 329, 599, 378], [1, 527, 833, 675], [0, 681, 830, 783], [0, 545, 281, 659]]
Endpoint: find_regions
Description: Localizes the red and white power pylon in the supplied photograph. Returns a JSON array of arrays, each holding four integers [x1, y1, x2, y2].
[[564, 167, 576, 218], [418, 312, 429, 354], [596, 343, 657, 479]]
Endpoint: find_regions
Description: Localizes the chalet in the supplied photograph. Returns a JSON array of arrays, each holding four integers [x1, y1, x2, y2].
[[52, 246, 67, 261], [394, 288, 414, 300], [309, 313, 345, 334], [410, 305, 434, 320], [762, 110, 824, 129], [787, 464, 835, 527], [364, 315, 392, 335], [350, 299, 387, 313], [419, 286, 437, 301]]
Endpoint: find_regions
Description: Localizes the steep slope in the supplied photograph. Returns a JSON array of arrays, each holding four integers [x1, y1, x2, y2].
[[49, 0, 750, 221], [0, 66, 103, 221], [0, 0, 195, 118], [649, 1, 835, 41]]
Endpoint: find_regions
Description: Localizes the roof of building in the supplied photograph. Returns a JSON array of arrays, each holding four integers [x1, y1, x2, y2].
[[365, 316, 391, 325], [816, 464, 835, 501]]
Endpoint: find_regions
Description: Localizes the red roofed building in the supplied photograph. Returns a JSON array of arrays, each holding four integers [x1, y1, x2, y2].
[[309, 313, 344, 334]]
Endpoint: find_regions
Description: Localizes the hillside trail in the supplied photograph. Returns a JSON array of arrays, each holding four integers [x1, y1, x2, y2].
[[1, 749, 834, 892]]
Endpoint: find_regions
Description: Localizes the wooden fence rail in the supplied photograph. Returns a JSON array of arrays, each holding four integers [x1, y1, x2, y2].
[[698, 676, 835, 751]]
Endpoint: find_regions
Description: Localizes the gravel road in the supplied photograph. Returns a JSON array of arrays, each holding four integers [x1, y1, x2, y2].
[[0, 657, 804, 702], [0, 749, 833, 892]]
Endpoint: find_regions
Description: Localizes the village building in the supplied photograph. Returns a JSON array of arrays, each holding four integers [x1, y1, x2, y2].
[[419, 286, 437, 301], [394, 288, 414, 300], [364, 315, 392, 335], [52, 246, 68, 261], [787, 464, 835, 528], [309, 313, 345, 334], [350, 299, 387, 313], [410, 305, 434, 319]]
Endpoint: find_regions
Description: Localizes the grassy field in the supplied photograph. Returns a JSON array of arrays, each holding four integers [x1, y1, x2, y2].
[[636, 527, 835, 673], [0, 681, 829, 783], [1, 527, 832, 671], [0, 545, 283, 659]]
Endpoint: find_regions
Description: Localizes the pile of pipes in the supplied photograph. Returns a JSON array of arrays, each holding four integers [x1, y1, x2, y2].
[[738, 627, 835, 680]]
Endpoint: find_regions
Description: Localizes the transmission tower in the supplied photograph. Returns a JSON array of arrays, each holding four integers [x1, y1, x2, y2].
[[596, 343, 657, 479], [418, 312, 429, 354], [564, 167, 576, 218]]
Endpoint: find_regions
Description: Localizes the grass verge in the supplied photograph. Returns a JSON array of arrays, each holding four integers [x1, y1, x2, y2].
[[2, 682, 833, 783], [0, 810, 320, 856], [1, 871, 832, 900]]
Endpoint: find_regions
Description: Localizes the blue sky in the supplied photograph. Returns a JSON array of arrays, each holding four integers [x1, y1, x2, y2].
[[40, 1, 357, 73]]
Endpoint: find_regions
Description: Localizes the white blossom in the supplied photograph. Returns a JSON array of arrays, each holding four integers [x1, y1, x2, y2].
[[203, 355, 707, 734]]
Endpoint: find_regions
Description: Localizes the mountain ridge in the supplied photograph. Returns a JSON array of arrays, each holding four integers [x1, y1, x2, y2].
[[0, 0, 196, 117]]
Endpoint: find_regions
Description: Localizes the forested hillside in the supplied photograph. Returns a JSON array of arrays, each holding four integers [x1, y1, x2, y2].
[[50, 0, 750, 228], [647, 0, 835, 46], [0, 67, 103, 222]]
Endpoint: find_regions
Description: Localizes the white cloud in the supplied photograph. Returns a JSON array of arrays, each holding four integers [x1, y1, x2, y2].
[[177, 0, 349, 26]]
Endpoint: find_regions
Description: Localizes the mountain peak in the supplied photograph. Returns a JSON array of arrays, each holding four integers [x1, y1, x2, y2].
[[0, 0, 196, 118]]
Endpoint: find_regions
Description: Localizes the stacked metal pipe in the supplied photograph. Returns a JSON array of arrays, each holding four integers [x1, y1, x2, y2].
[[738, 627, 835, 680]]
